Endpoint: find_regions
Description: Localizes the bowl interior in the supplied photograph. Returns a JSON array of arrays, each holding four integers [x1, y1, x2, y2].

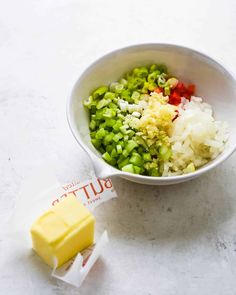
[[69, 44, 236, 180]]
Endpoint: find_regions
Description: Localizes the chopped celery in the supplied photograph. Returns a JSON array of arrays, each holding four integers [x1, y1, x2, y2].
[[99, 122, 106, 129], [106, 118, 116, 127], [164, 86, 170, 96], [137, 146, 145, 154], [125, 140, 138, 153], [117, 113, 125, 119], [158, 74, 166, 87], [131, 77, 145, 89], [149, 146, 158, 155], [93, 86, 108, 99], [95, 109, 104, 120], [90, 131, 96, 139], [133, 67, 148, 78], [128, 130, 135, 138], [123, 135, 129, 141], [110, 82, 124, 93], [120, 125, 129, 134], [108, 102, 118, 109], [117, 155, 126, 164], [133, 165, 142, 174], [135, 136, 148, 150], [90, 106, 97, 114], [118, 158, 130, 168], [113, 97, 118, 103], [95, 128, 106, 139], [119, 78, 128, 86], [104, 92, 116, 100], [121, 164, 134, 173], [106, 144, 113, 153], [114, 84, 124, 93], [121, 89, 131, 100], [102, 108, 116, 118], [104, 133, 114, 145], [91, 138, 101, 149], [113, 132, 123, 143], [131, 91, 140, 101], [148, 83, 156, 91], [147, 71, 159, 83], [129, 152, 143, 167], [98, 146, 105, 154], [159, 162, 164, 175], [159, 145, 172, 161], [102, 152, 112, 163], [111, 148, 118, 158], [89, 120, 96, 130], [149, 64, 158, 73], [141, 82, 150, 93], [122, 149, 129, 158], [97, 98, 111, 109], [116, 145, 123, 154], [166, 78, 178, 88], [83, 96, 93, 108], [134, 165, 144, 174], [113, 120, 123, 132], [143, 153, 152, 162], [148, 167, 159, 176]]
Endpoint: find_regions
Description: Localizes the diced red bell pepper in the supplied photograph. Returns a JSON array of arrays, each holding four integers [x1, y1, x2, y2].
[[169, 91, 181, 105], [152, 80, 195, 106], [176, 82, 185, 90], [187, 84, 195, 96], [168, 82, 195, 105]]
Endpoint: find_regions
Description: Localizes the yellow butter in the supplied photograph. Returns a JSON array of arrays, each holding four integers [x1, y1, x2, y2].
[[30, 194, 95, 268]]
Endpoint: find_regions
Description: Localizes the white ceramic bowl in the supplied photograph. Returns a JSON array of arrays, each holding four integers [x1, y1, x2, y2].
[[67, 44, 236, 185]]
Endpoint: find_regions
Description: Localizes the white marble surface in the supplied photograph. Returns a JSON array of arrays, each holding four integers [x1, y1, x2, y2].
[[1, 0, 236, 294]]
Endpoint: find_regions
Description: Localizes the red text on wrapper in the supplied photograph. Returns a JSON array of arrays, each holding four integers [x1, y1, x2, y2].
[[62, 180, 81, 191], [52, 178, 114, 207]]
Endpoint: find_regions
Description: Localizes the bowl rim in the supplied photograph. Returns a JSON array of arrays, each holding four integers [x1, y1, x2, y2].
[[67, 42, 236, 181]]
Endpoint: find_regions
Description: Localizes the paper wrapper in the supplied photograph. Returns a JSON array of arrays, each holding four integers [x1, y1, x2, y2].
[[3, 167, 117, 288]]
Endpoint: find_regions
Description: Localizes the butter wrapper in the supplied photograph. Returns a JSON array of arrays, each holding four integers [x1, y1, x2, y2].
[[3, 167, 116, 288], [55, 176, 116, 210], [52, 231, 108, 287]]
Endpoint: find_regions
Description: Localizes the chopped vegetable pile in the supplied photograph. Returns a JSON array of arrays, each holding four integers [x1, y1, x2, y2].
[[83, 64, 228, 177]]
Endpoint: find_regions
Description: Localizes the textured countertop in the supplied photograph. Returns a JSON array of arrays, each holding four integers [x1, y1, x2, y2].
[[1, 0, 236, 294]]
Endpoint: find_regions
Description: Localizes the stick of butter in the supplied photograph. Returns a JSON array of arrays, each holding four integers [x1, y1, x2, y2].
[[30, 194, 95, 268]]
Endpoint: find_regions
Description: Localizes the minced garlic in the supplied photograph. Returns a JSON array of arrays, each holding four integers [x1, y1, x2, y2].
[[137, 93, 177, 147]]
